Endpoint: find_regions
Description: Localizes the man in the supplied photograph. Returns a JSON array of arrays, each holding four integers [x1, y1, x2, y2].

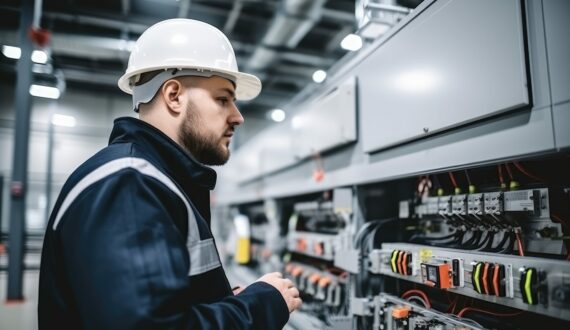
[[38, 18, 301, 329]]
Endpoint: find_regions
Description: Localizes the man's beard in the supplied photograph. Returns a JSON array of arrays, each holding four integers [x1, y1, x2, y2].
[[179, 108, 230, 166]]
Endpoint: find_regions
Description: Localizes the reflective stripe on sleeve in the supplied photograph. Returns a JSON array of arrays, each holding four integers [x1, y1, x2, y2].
[[51, 157, 220, 275], [188, 238, 222, 276]]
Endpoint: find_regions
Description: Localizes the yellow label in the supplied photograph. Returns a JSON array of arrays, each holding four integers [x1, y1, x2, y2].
[[235, 238, 251, 264], [419, 249, 432, 262]]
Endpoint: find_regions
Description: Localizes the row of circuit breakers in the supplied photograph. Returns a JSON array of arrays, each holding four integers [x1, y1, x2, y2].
[[388, 248, 530, 301], [370, 243, 570, 321], [401, 188, 550, 225], [246, 185, 569, 328]]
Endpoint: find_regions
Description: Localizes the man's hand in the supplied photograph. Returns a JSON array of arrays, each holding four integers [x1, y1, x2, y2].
[[256, 272, 302, 313]]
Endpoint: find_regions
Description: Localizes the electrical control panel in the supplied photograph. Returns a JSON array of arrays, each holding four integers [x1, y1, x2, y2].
[[279, 189, 355, 324], [369, 243, 570, 321], [400, 188, 565, 256], [284, 261, 347, 308], [370, 293, 487, 330], [288, 230, 338, 261], [215, 3, 570, 324]]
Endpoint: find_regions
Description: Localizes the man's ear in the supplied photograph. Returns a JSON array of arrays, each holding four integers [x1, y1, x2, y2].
[[161, 79, 185, 114]]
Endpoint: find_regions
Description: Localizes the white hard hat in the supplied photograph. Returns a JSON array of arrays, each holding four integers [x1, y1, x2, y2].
[[118, 18, 261, 108]]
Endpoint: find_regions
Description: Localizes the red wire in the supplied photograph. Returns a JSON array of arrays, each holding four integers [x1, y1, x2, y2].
[[448, 296, 459, 314], [505, 163, 514, 181], [401, 289, 432, 309], [498, 165, 505, 186], [457, 307, 524, 318], [516, 232, 525, 257], [448, 172, 458, 189], [513, 162, 545, 182]]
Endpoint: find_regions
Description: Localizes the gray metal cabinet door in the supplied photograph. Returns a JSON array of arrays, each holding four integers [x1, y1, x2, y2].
[[359, 0, 529, 153], [543, 0, 570, 106], [543, 0, 570, 148]]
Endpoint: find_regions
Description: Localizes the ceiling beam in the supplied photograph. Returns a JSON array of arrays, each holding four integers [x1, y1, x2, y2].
[[223, 0, 242, 35], [178, 0, 191, 18], [121, 0, 130, 16], [279, 49, 336, 67], [321, 8, 355, 24]]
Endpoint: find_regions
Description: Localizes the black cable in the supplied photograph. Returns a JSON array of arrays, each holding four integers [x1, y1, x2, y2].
[[432, 231, 465, 248], [429, 236, 462, 247], [480, 232, 496, 251], [410, 232, 457, 243], [459, 231, 481, 249], [488, 231, 511, 252], [498, 233, 515, 254], [463, 232, 482, 250], [474, 231, 492, 250], [354, 218, 399, 297]]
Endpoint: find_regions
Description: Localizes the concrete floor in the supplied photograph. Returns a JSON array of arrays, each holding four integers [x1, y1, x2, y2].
[[0, 271, 39, 330]]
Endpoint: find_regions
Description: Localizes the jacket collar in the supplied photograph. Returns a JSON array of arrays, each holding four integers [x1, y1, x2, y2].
[[108, 117, 217, 191]]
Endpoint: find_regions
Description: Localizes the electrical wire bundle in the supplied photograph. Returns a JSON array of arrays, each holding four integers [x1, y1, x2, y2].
[[408, 162, 566, 257], [353, 218, 402, 329], [353, 218, 401, 297], [410, 230, 516, 254]]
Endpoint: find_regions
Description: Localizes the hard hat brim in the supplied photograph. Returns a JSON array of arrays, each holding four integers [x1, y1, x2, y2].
[[118, 66, 262, 101]]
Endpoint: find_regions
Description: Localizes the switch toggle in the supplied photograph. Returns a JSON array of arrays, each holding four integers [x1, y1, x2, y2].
[[520, 267, 539, 305]]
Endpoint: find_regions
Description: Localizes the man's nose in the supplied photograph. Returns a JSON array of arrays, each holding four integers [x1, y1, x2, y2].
[[229, 104, 244, 126]]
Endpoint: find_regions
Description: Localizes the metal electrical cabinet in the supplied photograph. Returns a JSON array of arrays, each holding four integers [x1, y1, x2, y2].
[[214, 1, 570, 329], [291, 77, 357, 159], [543, 0, 570, 148], [359, 0, 530, 153], [226, 77, 357, 184]]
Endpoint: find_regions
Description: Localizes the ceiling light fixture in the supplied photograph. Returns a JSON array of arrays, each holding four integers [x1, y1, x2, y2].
[[270, 109, 286, 122], [340, 34, 363, 51], [31, 50, 48, 64], [29, 84, 61, 99], [2, 45, 48, 64], [51, 114, 76, 127], [2, 45, 21, 59], [312, 70, 327, 83]]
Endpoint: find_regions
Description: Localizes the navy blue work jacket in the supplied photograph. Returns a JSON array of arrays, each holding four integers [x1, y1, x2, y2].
[[38, 117, 289, 329]]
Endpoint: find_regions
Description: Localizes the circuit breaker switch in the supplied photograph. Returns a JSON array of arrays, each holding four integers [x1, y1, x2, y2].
[[421, 262, 451, 289], [452, 259, 461, 286], [492, 264, 506, 297], [291, 266, 304, 278], [397, 251, 406, 274], [472, 262, 484, 294], [309, 273, 322, 285], [520, 267, 539, 305], [318, 277, 332, 288], [391, 250, 399, 273], [391, 306, 411, 319], [296, 239, 307, 252], [482, 263, 491, 295], [404, 252, 412, 275], [314, 242, 324, 256]]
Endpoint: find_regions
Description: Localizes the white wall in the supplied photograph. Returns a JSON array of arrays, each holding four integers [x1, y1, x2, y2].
[[0, 82, 132, 232]]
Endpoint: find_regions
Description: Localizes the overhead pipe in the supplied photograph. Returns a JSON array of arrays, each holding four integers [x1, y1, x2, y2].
[[246, 0, 327, 71]]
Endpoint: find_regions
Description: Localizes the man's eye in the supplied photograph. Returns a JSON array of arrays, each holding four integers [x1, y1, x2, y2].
[[217, 98, 228, 106]]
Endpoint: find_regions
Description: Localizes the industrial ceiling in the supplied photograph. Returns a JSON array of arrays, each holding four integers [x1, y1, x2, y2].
[[0, 0, 367, 118]]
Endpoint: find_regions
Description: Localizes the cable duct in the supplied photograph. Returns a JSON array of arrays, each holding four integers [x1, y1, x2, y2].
[[246, 0, 327, 71]]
